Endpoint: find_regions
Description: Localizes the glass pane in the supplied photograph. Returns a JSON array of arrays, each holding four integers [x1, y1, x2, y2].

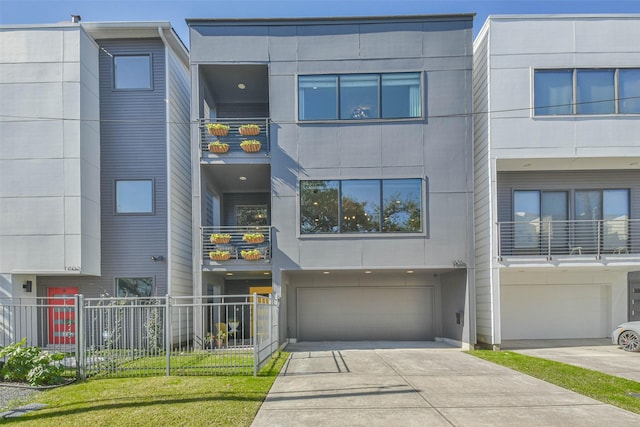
[[382, 179, 422, 232], [114, 55, 151, 89], [298, 75, 337, 120], [577, 69, 615, 114], [116, 180, 153, 213], [575, 190, 601, 253], [300, 181, 339, 233], [116, 278, 153, 298], [236, 206, 268, 227], [619, 69, 640, 114], [381, 73, 421, 118], [340, 74, 379, 119], [341, 180, 380, 232], [541, 192, 567, 254], [513, 191, 540, 251], [534, 70, 573, 115], [603, 190, 629, 251]]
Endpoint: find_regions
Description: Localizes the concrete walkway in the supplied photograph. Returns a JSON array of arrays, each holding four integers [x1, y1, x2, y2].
[[252, 341, 640, 426]]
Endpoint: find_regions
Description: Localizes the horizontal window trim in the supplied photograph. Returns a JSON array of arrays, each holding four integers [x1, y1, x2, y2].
[[531, 66, 640, 117], [112, 53, 154, 91], [114, 178, 155, 216], [296, 71, 424, 123]]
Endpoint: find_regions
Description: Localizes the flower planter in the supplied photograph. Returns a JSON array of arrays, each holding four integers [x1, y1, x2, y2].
[[240, 140, 261, 153], [209, 251, 231, 261], [245, 237, 264, 244], [238, 125, 260, 136], [241, 250, 262, 261], [242, 234, 265, 244], [208, 142, 229, 154], [210, 234, 231, 244], [206, 124, 230, 137]]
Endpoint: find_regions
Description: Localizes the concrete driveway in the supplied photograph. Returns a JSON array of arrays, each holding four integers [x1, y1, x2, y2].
[[503, 339, 640, 383], [252, 341, 640, 426]]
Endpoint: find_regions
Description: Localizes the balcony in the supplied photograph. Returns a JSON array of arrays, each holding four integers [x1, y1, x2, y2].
[[201, 226, 272, 270], [199, 118, 270, 162], [497, 219, 640, 261]]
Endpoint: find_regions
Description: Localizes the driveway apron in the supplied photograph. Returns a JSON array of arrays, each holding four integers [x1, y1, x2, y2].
[[252, 341, 640, 427]]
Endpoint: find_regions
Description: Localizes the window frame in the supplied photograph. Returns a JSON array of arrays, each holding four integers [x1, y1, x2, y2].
[[115, 277, 154, 298], [112, 54, 153, 91], [297, 72, 423, 122], [532, 67, 640, 117], [114, 179, 155, 215], [299, 178, 425, 236]]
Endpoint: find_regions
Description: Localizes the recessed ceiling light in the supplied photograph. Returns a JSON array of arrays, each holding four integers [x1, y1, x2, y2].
[[226, 273, 233, 276], [323, 271, 330, 275], [407, 270, 414, 274], [263, 272, 270, 275], [239, 176, 247, 181], [237, 83, 246, 89], [365, 271, 372, 274]]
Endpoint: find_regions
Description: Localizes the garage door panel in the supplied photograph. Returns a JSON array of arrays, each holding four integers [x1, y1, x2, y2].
[[298, 287, 434, 341], [502, 285, 609, 339]]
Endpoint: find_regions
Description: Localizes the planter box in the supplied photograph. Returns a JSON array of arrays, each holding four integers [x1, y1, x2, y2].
[[241, 142, 261, 153], [239, 126, 260, 136], [208, 143, 229, 154], [209, 252, 231, 261], [242, 253, 262, 261], [210, 236, 231, 244], [207, 126, 229, 137]]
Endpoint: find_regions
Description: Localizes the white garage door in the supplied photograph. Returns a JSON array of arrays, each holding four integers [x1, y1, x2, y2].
[[501, 284, 610, 339], [297, 287, 434, 341]]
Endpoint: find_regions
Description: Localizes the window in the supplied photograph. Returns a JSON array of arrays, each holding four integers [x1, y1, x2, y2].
[[534, 68, 640, 115], [114, 55, 152, 89], [235, 206, 268, 227], [513, 191, 568, 253], [300, 179, 422, 234], [116, 278, 153, 298], [298, 72, 421, 121], [116, 180, 153, 214], [575, 189, 629, 251]]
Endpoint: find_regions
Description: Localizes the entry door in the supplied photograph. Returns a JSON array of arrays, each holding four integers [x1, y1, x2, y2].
[[48, 287, 78, 345], [630, 283, 640, 321]]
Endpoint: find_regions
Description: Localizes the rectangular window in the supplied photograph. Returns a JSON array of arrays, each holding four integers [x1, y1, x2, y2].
[[298, 72, 422, 121], [301, 178, 422, 234], [114, 55, 152, 90], [534, 68, 640, 116], [116, 278, 153, 298], [513, 190, 568, 254], [116, 180, 153, 214]]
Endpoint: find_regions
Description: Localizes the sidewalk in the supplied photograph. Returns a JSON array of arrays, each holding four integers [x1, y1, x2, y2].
[[252, 341, 640, 426]]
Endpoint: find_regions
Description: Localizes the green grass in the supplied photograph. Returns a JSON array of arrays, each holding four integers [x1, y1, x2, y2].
[[1, 351, 289, 426], [470, 350, 640, 414]]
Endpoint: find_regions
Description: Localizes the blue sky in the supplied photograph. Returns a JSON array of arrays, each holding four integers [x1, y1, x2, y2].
[[2, 0, 640, 46]]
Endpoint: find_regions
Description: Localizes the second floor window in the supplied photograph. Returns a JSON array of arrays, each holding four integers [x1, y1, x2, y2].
[[300, 178, 422, 234], [114, 55, 152, 90], [116, 179, 153, 214], [298, 72, 422, 121], [534, 68, 640, 115]]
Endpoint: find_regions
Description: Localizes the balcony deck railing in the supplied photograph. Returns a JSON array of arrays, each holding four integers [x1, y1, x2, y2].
[[199, 118, 270, 158], [497, 219, 640, 259], [202, 226, 272, 265]]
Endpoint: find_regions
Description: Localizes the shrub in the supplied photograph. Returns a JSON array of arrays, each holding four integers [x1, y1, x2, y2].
[[0, 338, 65, 386]]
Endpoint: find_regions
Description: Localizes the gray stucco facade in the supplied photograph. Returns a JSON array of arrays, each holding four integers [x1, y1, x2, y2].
[[189, 15, 476, 347]]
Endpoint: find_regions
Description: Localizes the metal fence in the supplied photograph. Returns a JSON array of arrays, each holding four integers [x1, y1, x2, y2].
[[0, 294, 279, 378]]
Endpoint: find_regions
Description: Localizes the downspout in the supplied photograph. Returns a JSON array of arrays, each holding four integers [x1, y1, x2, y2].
[[158, 26, 172, 296]]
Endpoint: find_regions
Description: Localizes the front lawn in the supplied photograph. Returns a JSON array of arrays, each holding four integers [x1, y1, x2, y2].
[[1, 351, 288, 426], [470, 350, 640, 415]]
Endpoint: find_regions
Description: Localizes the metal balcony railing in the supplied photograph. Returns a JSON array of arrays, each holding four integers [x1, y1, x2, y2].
[[497, 219, 640, 259], [199, 118, 270, 158], [201, 226, 272, 265]]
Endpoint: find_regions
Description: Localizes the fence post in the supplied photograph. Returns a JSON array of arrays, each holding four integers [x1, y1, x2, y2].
[[547, 221, 552, 261], [75, 294, 86, 381], [165, 295, 171, 376], [597, 220, 602, 260], [253, 292, 258, 377], [268, 294, 275, 356]]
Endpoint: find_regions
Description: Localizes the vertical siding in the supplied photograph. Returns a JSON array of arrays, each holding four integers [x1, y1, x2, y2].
[[167, 48, 192, 297], [473, 29, 495, 345]]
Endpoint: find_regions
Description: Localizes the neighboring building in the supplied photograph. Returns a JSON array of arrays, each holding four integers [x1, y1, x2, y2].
[[473, 15, 640, 349], [188, 15, 476, 347], [0, 19, 191, 343]]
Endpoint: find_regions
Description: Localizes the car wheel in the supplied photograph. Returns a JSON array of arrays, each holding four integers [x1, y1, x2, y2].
[[618, 330, 640, 352]]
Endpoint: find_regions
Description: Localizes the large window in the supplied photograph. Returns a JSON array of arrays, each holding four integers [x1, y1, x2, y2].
[[116, 278, 153, 298], [298, 72, 421, 121], [116, 180, 153, 214], [513, 190, 568, 253], [534, 68, 640, 115], [114, 55, 152, 90], [300, 179, 422, 234]]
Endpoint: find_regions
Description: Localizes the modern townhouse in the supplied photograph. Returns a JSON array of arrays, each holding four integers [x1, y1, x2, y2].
[[188, 15, 476, 348], [473, 15, 640, 349], [0, 18, 191, 346]]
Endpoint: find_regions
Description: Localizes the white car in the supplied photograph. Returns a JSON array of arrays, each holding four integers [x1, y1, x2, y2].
[[612, 321, 640, 352]]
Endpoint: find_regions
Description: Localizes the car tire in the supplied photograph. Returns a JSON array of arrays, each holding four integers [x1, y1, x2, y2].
[[618, 330, 640, 352]]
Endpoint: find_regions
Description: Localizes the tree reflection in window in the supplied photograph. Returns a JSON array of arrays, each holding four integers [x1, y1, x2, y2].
[[341, 180, 380, 232], [116, 278, 153, 298], [382, 179, 422, 232], [300, 181, 339, 233]]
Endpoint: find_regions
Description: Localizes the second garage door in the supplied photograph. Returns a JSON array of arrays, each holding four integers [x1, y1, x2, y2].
[[297, 286, 434, 341]]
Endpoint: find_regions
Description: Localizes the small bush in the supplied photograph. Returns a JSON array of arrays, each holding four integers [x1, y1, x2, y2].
[[0, 338, 65, 386]]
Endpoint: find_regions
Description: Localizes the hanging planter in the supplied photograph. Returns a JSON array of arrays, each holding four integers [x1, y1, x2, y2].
[[208, 141, 229, 154], [242, 233, 265, 244], [206, 123, 230, 137], [209, 250, 231, 261], [238, 124, 260, 136], [240, 140, 261, 153], [241, 249, 262, 261], [210, 233, 231, 244]]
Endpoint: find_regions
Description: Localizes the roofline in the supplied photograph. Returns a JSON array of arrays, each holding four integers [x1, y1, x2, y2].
[[485, 13, 640, 20], [186, 13, 475, 25]]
